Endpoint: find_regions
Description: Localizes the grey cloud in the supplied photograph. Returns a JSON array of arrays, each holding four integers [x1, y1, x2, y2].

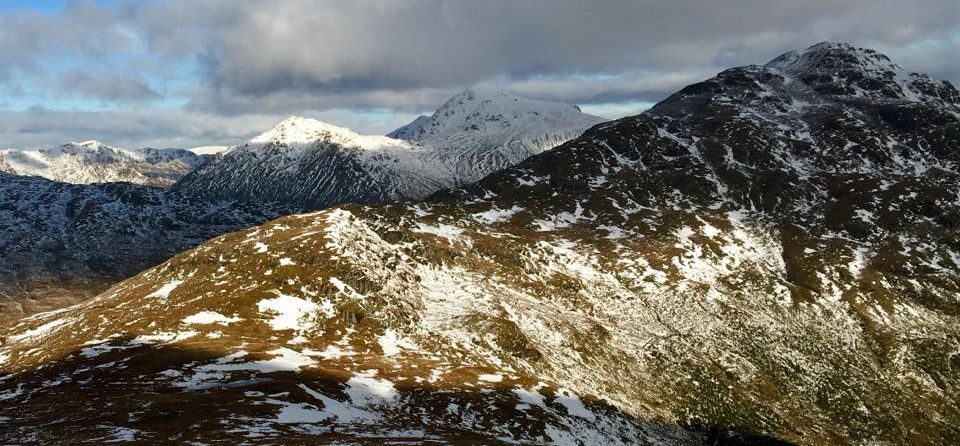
[[477, 71, 716, 105], [0, 107, 280, 149], [59, 70, 161, 103], [0, 2, 142, 76], [131, 0, 958, 113]]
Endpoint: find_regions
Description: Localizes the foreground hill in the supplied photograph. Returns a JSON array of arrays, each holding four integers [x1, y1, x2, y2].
[[174, 91, 604, 210], [0, 141, 205, 186], [1, 43, 959, 444]]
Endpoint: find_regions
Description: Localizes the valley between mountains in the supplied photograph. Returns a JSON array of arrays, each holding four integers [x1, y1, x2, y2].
[[1, 43, 959, 445]]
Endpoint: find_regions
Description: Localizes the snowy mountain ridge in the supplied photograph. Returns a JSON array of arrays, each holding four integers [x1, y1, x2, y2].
[[0, 141, 205, 186], [188, 146, 231, 155], [243, 116, 415, 152]]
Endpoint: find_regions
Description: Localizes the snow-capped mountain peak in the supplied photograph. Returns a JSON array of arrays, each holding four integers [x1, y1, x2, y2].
[[766, 42, 902, 75], [392, 89, 600, 142], [249, 116, 355, 145], [385, 115, 430, 140], [242, 116, 410, 153], [44, 140, 114, 157], [74, 140, 110, 150], [765, 42, 960, 103]]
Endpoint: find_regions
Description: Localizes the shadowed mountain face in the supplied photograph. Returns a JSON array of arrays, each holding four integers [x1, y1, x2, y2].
[[2, 43, 959, 444]]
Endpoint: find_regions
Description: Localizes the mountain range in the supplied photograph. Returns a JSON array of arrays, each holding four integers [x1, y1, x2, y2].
[[2, 43, 958, 444], [0, 91, 601, 321]]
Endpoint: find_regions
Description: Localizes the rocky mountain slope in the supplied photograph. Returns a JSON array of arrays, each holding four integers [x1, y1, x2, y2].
[[174, 91, 604, 210], [2, 43, 959, 444], [0, 141, 205, 186], [0, 173, 288, 321]]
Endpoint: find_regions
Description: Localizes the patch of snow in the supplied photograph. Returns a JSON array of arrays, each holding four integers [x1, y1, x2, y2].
[[378, 329, 417, 356], [7, 318, 71, 343], [182, 311, 242, 325], [513, 387, 547, 410], [478, 373, 503, 383], [146, 279, 183, 299], [257, 294, 319, 332], [99, 425, 139, 443], [304, 344, 353, 360], [473, 205, 524, 224], [345, 370, 397, 406], [597, 225, 625, 239], [130, 330, 199, 346], [298, 384, 379, 423], [0, 384, 24, 401], [412, 222, 464, 242], [554, 389, 596, 421]]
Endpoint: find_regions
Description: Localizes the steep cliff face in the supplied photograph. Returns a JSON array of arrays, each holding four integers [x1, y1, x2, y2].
[[2, 43, 959, 444]]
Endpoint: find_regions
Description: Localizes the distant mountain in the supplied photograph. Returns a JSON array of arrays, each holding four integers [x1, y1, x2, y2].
[[174, 91, 605, 209], [0, 141, 205, 186], [3, 43, 959, 444], [176, 116, 440, 209]]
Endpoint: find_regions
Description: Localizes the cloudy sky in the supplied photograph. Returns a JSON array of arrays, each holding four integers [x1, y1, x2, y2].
[[0, 0, 957, 149]]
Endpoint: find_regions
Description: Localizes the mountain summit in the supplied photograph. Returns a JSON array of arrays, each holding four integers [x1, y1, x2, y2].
[[246, 116, 406, 150], [389, 90, 595, 143], [765, 42, 960, 103]]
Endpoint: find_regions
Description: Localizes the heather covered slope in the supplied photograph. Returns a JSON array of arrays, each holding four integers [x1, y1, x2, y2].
[[2, 43, 959, 444]]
